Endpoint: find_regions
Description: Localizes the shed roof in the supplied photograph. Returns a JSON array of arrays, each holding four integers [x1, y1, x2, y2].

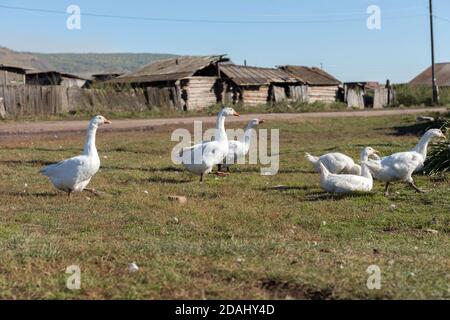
[[279, 65, 341, 86], [26, 70, 87, 80], [0, 64, 31, 73], [111, 55, 228, 84], [409, 63, 450, 87], [219, 64, 302, 86]]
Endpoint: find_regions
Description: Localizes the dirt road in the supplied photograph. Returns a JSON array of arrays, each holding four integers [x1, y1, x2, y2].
[[0, 107, 447, 136]]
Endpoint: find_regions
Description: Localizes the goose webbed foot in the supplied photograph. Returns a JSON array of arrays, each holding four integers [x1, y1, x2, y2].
[[84, 188, 101, 196], [215, 171, 229, 177], [409, 182, 426, 194]]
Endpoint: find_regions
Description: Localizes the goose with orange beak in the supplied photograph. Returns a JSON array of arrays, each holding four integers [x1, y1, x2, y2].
[[218, 118, 265, 173], [178, 107, 239, 182], [40, 115, 111, 197]]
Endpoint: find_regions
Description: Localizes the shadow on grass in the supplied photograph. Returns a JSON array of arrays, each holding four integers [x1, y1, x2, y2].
[[147, 176, 192, 184], [376, 120, 445, 137], [260, 278, 334, 300], [304, 191, 375, 202], [2, 191, 59, 197], [260, 185, 311, 192], [103, 165, 184, 173], [0, 160, 54, 167]]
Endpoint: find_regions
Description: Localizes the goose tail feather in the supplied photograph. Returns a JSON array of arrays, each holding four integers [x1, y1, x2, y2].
[[305, 152, 320, 165]]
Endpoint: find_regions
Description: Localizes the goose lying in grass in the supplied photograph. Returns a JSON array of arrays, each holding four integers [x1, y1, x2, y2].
[[40, 115, 111, 197], [364, 129, 446, 196], [306, 147, 380, 175], [178, 107, 239, 182], [319, 147, 378, 194], [218, 118, 264, 172]]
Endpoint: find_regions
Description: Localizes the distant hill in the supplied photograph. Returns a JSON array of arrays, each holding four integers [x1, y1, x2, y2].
[[32, 52, 180, 78], [0, 47, 54, 71], [0, 46, 179, 78]]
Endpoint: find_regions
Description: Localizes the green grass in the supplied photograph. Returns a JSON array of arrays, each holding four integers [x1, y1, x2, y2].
[[0, 115, 449, 299]]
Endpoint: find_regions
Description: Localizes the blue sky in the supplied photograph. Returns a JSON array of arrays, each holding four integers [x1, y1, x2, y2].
[[0, 0, 449, 82]]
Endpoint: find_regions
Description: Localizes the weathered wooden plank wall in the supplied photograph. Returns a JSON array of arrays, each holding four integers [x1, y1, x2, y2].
[[307, 86, 339, 103], [373, 87, 396, 109], [241, 86, 269, 106], [0, 85, 149, 118], [184, 77, 218, 110], [289, 85, 308, 102]]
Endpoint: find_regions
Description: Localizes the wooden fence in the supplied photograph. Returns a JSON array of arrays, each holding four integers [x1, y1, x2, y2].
[[0, 85, 149, 118]]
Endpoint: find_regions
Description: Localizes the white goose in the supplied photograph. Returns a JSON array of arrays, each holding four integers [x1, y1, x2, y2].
[[40, 115, 111, 197], [179, 107, 239, 182], [364, 129, 446, 195], [306, 147, 379, 175], [319, 147, 378, 194], [218, 118, 264, 172]]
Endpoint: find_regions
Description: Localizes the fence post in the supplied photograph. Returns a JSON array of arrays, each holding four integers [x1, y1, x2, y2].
[[0, 96, 5, 119]]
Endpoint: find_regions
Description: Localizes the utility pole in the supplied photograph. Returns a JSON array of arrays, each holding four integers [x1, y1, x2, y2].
[[429, 0, 439, 105]]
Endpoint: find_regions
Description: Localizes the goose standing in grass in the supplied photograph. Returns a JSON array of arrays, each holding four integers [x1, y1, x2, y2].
[[319, 147, 378, 194], [40, 115, 111, 197], [218, 118, 264, 172], [364, 129, 446, 196], [179, 107, 239, 182], [306, 147, 380, 175]]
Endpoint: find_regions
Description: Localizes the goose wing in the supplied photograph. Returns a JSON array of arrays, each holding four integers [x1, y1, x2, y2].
[[41, 155, 94, 185], [321, 153, 354, 173]]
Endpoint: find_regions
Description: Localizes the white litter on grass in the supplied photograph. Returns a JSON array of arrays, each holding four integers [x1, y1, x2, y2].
[[390, 204, 396, 209], [103, 155, 108, 159], [128, 263, 139, 273], [173, 217, 179, 224], [144, 190, 149, 195], [322, 221, 327, 226]]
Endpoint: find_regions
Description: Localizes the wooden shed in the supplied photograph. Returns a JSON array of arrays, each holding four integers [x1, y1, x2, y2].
[[279, 66, 341, 103], [344, 81, 395, 109], [0, 64, 28, 85], [26, 71, 87, 88], [110, 55, 229, 111], [218, 64, 306, 106]]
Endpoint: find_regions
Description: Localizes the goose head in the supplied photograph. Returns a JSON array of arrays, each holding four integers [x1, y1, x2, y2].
[[248, 118, 265, 127], [220, 107, 240, 117], [361, 147, 380, 160], [424, 128, 446, 140], [90, 115, 112, 128]]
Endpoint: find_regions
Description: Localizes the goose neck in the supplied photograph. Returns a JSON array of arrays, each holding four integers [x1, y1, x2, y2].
[[361, 164, 373, 181], [241, 123, 257, 149], [413, 134, 432, 158], [83, 124, 98, 156], [215, 112, 227, 142]]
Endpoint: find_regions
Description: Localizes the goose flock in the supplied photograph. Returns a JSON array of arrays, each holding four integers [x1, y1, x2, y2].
[[38, 108, 446, 198]]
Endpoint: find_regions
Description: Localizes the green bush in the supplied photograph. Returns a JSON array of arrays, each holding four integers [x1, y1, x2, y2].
[[424, 119, 450, 175], [393, 84, 450, 107]]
